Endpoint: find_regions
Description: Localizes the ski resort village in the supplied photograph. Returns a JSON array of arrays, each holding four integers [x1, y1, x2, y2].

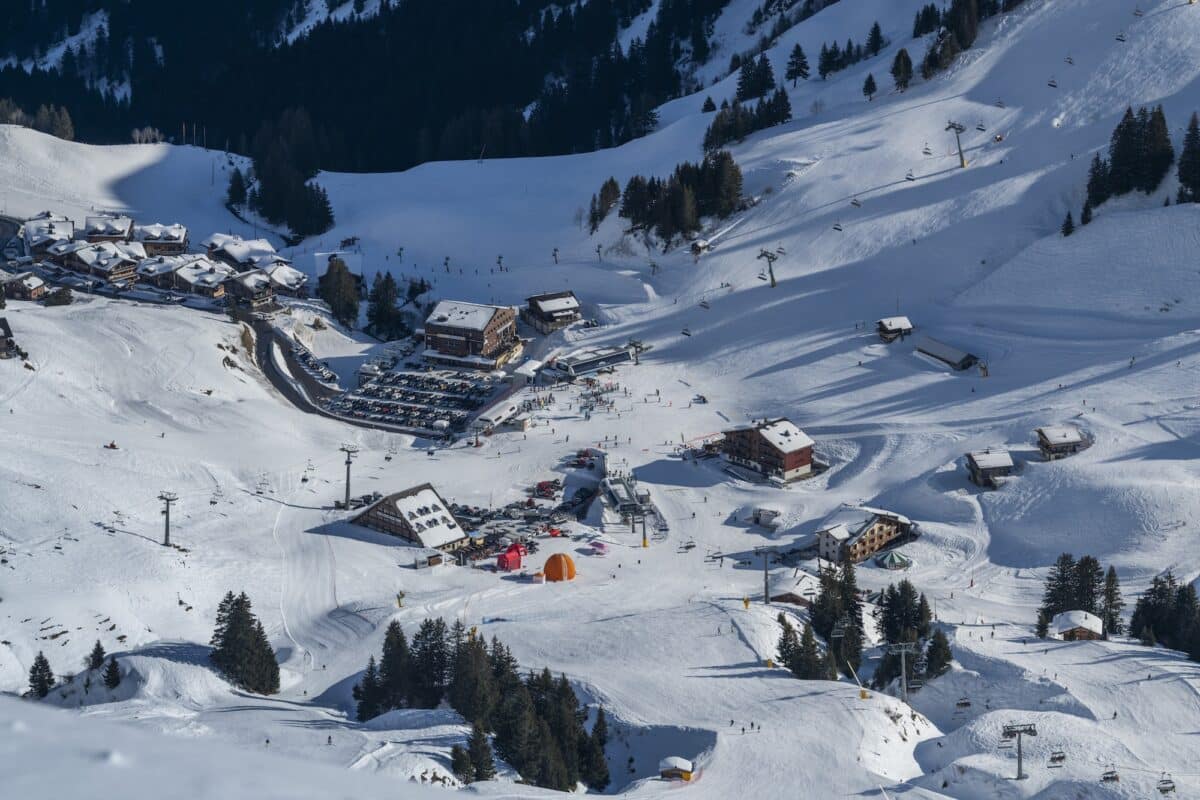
[[5, 0, 1200, 797]]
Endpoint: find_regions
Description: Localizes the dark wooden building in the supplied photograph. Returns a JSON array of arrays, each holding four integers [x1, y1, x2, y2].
[[352, 483, 467, 551], [721, 418, 814, 482], [522, 291, 582, 333], [424, 301, 519, 369]]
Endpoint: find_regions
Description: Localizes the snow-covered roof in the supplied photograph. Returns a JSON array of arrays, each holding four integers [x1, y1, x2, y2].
[[770, 569, 821, 599], [916, 336, 975, 365], [968, 450, 1013, 470], [817, 505, 910, 543], [136, 255, 191, 278], [203, 234, 281, 265], [45, 240, 89, 259], [426, 300, 508, 331], [530, 292, 580, 315], [232, 269, 272, 292], [1037, 425, 1083, 445], [176, 258, 236, 289], [877, 316, 913, 331], [390, 485, 464, 549], [133, 223, 187, 243], [74, 242, 138, 273], [24, 217, 74, 247], [5, 272, 45, 291], [659, 757, 693, 773], [742, 418, 813, 454], [265, 263, 308, 290], [513, 359, 542, 378], [1051, 610, 1102, 637], [84, 215, 132, 236]]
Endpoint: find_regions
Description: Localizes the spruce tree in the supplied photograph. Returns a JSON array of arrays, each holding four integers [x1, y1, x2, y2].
[[1179, 112, 1200, 202], [785, 43, 810, 87], [1141, 105, 1174, 194], [1041, 553, 1078, 621], [410, 617, 450, 707], [701, 96, 716, 112], [777, 613, 799, 667], [1061, 211, 1074, 237], [318, 257, 361, 328], [467, 722, 496, 781], [1108, 107, 1139, 197], [867, 21, 885, 56], [1086, 153, 1111, 208], [891, 48, 914, 91], [1080, 201, 1093, 226], [210, 591, 279, 695], [1101, 566, 1125, 637], [227, 167, 247, 206], [863, 73, 877, 101], [450, 744, 474, 783], [354, 656, 384, 721], [925, 629, 953, 675], [379, 620, 411, 710], [1073, 556, 1104, 614], [28, 652, 54, 698], [794, 623, 824, 679], [103, 656, 122, 690], [87, 640, 106, 671]]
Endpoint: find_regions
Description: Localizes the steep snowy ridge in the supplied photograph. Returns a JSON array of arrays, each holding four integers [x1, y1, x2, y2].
[[4, 1, 1200, 798]]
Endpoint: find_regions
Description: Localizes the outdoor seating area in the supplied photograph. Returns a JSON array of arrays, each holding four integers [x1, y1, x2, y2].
[[325, 368, 501, 433]]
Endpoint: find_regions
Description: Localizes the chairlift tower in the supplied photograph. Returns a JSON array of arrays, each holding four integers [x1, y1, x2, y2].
[[339, 444, 359, 509], [1001, 722, 1038, 780], [753, 545, 778, 604], [757, 247, 783, 288], [158, 491, 178, 547], [946, 121, 968, 169], [884, 641, 919, 703]]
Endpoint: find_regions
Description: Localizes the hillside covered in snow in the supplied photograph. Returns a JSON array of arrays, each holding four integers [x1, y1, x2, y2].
[[4, 0, 1200, 798]]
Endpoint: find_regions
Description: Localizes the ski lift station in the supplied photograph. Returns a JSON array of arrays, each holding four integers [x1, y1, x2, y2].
[[545, 344, 635, 378]]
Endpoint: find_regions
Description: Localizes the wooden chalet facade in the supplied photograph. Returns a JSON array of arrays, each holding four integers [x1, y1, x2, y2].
[[1036, 425, 1086, 460], [134, 223, 189, 256], [2, 272, 47, 301], [423, 301, 520, 369], [721, 418, 814, 482], [352, 484, 467, 551], [522, 290, 582, 333], [816, 506, 913, 564], [966, 449, 1013, 488]]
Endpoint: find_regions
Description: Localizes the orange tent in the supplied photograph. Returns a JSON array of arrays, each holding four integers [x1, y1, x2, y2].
[[544, 553, 576, 582]]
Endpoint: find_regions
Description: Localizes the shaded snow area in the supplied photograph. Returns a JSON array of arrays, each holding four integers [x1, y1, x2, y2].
[[5, 0, 1200, 797]]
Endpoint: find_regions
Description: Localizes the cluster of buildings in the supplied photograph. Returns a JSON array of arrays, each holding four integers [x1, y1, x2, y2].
[[10, 211, 307, 309]]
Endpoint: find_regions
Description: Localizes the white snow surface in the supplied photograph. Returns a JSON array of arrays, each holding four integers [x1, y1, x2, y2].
[[4, 0, 1200, 797]]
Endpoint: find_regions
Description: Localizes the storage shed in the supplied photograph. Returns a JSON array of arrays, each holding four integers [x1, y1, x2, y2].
[[659, 757, 694, 781]]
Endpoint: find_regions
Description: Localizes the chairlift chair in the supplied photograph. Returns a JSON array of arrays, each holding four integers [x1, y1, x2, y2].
[[833, 222, 844, 232], [1134, 6, 1144, 16], [922, 142, 933, 156], [699, 299, 710, 309], [976, 120, 986, 132], [995, 98, 1006, 108], [757, 270, 768, 281], [1065, 55, 1074, 65], [851, 197, 863, 208], [1158, 773, 1176, 794], [955, 696, 972, 709], [905, 170, 916, 182], [1047, 749, 1066, 768], [1116, 31, 1128, 42], [1047, 76, 1058, 89], [1101, 765, 1120, 783], [681, 327, 692, 337]]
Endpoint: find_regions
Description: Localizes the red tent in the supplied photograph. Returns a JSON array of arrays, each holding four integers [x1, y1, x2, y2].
[[497, 543, 526, 571]]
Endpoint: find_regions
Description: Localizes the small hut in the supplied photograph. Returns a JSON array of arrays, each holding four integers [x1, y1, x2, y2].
[[1036, 425, 1085, 460], [659, 757, 694, 781], [1051, 610, 1103, 641]]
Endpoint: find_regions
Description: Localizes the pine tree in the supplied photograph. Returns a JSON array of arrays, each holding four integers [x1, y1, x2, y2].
[[87, 640, 106, 671], [468, 722, 496, 781], [863, 73, 877, 101], [209, 591, 279, 695], [1036, 610, 1050, 639], [1141, 105, 1174, 194], [1073, 556, 1104, 614], [777, 613, 800, 667], [379, 620, 411, 710], [52, 106, 74, 141], [818, 43, 834, 80], [1101, 566, 1125, 637], [701, 96, 716, 112], [1178, 112, 1200, 203], [585, 708, 611, 790], [227, 167, 247, 206], [28, 652, 54, 698], [785, 43, 810, 87], [925, 629, 953, 675], [793, 623, 824, 679], [891, 48, 914, 91], [1061, 210, 1074, 237], [1080, 201, 1093, 226], [410, 617, 450, 707], [450, 744, 474, 783], [353, 656, 384, 721], [1086, 153, 1111, 208], [103, 657, 122, 690], [1108, 107, 1139, 197], [867, 21, 885, 56], [1040, 553, 1078, 621], [318, 256, 361, 328]]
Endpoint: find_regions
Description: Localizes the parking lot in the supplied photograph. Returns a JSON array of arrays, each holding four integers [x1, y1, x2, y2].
[[324, 367, 503, 434]]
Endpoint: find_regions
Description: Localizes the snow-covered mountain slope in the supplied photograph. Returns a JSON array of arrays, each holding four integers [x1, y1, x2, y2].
[[5, 0, 1200, 797]]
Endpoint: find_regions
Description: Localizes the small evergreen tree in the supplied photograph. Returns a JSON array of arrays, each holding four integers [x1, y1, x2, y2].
[[468, 722, 496, 781], [226, 167, 247, 206], [701, 96, 716, 113], [862, 73, 878, 101], [785, 43, 810, 87], [1178, 111, 1200, 203], [209, 591, 279, 694], [925, 629, 953, 675], [103, 656, 122, 690], [450, 744, 474, 783], [379, 620, 411, 710], [1061, 210, 1074, 237], [1101, 566, 1125, 637], [1086, 153, 1111, 208], [776, 613, 799, 666], [866, 21, 885, 56], [1080, 201, 1093, 226], [87, 640, 106, 671], [28, 652, 54, 698], [891, 48, 914, 91], [318, 256, 361, 328], [353, 656, 384, 721]]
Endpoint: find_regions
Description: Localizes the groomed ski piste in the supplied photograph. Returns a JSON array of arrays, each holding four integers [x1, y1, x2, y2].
[[4, 0, 1200, 796]]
